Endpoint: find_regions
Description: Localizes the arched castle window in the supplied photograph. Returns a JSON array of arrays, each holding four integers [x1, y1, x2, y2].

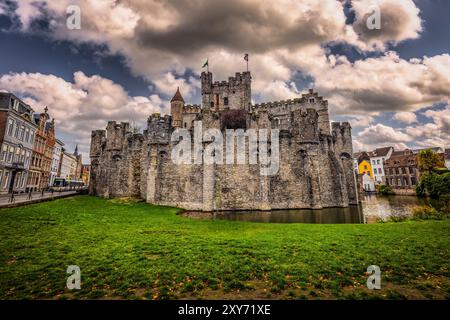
[[112, 154, 122, 161], [298, 149, 307, 158], [273, 118, 280, 127], [159, 151, 168, 159], [211, 101, 214, 109], [340, 152, 351, 160]]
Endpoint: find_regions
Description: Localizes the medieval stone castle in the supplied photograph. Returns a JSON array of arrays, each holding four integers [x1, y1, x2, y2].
[[89, 71, 358, 211]]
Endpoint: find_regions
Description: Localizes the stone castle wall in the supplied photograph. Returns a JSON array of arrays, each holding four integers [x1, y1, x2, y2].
[[89, 72, 358, 211]]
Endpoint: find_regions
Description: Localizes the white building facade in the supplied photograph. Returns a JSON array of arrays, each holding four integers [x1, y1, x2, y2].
[[362, 173, 376, 192], [369, 147, 394, 185], [59, 149, 77, 180], [49, 139, 64, 186]]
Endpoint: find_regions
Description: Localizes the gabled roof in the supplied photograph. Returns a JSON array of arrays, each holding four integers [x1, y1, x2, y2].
[[370, 146, 393, 157], [170, 87, 185, 103], [357, 152, 371, 164]]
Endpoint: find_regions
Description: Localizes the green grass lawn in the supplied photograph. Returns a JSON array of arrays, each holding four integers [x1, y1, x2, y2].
[[0, 195, 449, 300]]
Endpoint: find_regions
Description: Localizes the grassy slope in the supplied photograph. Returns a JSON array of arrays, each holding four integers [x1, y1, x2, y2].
[[0, 195, 449, 300]]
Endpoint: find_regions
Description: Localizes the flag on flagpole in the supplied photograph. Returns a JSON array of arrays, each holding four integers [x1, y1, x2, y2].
[[202, 59, 208, 69], [244, 53, 249, 71]]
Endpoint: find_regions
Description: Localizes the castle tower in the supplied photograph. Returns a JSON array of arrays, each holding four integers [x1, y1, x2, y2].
[[201, 71, 251, 111], [170, 87, 185, 128]]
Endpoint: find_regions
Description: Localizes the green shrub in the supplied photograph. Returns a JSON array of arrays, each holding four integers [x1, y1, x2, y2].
[[377, 185, 395, 195], [388, 213, 409, 222], [416, 172, 450, 199], [411, 205, 447, 220]]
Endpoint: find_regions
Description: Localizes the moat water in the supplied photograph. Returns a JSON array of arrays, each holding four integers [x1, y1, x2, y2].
[[182, 194, 438, 224]]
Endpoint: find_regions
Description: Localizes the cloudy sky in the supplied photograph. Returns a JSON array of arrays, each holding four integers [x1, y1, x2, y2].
[[0, 0, 449, 161]]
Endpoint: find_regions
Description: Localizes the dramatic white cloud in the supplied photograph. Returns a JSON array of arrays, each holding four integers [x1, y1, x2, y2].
[[351, 0, 422, 50], [353, 105, 450, 152], [0, 72, 166, 159], [5, 0, 434, 109], [153, 72, 200, 101], [393, 111, 418, 124], [2, 0, 449, 156]]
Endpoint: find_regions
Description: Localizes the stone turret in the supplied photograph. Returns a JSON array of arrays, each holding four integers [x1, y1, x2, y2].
[[201, 71, 251, 111], [170, 87, 184, 128]]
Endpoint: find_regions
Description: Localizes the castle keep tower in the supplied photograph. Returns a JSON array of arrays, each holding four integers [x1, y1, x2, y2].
[[90, 70, 358, 211], [170, 87, 184, 128], [201, 71, 251, 111]]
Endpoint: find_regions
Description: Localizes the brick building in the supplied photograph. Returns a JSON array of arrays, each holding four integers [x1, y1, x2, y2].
[[27, 107, 55, 191], [384, 149, 420, 190]]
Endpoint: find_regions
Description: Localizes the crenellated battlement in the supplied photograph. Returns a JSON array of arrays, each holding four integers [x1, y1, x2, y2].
[[252, 89, 328, 110], [146, 113, 171, 144], [183, 104, 201, 113], [211, 72, 252, 88]]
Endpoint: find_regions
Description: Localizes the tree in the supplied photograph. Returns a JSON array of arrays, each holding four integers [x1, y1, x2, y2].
[[416, 172, 450, 200], [417, 149, 445, 173]]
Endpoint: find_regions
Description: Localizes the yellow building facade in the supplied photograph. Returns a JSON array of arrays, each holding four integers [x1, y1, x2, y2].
[[358, 160, 373, 178]]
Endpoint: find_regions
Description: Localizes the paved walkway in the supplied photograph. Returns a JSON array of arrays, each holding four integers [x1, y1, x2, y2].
[[0, 190, 81, 208]]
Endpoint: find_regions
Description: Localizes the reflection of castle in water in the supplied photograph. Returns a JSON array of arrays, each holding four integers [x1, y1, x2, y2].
[[183, 206, 365, 224], [183, 194, 432, 224]]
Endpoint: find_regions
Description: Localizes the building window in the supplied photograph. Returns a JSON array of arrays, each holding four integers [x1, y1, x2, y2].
[[3, 172, 10, 189], [14, 123, 20, 138], [15, 148, 20, 163], [7, 147, 14, 163], [7, 119, 14, 136], [15, 172, 21, 188], [224, 97, 229, 106], [20, 125, 25, 140], [1, 144, 7, 162], [378, 168, 382, 174], [377, 159, 380, 164], [309, 98, 315, 103]]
